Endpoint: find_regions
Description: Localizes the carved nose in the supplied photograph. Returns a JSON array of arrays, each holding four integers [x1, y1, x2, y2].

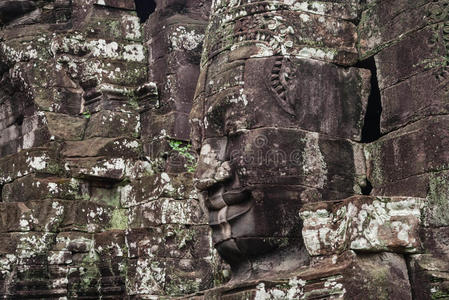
[[215, 161, 232, 182], [195, 161, 232, 191]]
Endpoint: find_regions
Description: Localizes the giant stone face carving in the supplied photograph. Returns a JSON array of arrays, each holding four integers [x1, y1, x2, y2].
[[191, 0, 371, 279]]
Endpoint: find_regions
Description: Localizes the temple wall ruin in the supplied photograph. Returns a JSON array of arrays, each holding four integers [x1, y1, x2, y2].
[[0, 0, 448, 299]]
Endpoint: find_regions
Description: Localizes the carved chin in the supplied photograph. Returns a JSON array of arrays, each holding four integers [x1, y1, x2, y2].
[[210, 208, 292, 261], [215, 236, 279, 266]]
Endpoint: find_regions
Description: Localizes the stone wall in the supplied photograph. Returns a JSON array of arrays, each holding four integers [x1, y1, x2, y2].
[[183, 0, 449, 299], [0, 0, 225, 298], [0, 0, 448, 299]]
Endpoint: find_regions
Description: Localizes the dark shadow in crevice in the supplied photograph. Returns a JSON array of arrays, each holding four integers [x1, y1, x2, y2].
[[15, 114, 24, 126], [134, 0, 156, 23], [404, 255, 418, 300], [361, 178, 373, 195], [355, 57, 382, 143]]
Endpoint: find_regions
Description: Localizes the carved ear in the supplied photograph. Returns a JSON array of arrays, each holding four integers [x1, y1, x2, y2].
[[269, 57, 296, 116]]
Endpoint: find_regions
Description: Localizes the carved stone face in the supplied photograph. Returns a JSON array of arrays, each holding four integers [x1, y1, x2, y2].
[[190, 1, 370, 276], [192, 58, 370, 273]]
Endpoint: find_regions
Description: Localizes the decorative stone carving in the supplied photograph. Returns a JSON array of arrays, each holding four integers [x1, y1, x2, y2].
[[191, 0, 372, 281]]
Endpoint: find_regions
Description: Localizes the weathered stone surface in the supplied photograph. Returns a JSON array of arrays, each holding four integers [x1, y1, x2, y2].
[[146, 20, 206, 114], [357, 0, 441, 58], [182, 251, 412, 300], [371, 170, 449, 228], [0, 147, 62, 185], [45, 112, 87, 141], [300, 196, 425, 256], [119, 172, 196, 207], [409, 255, 449, 299], [197, 57, 370, 141], [374, 22, 449, 133], [85, 110, 140, 139], [2, 176, 84, 202], [0, 0, 447, 297], [127, 257, 214, 297], [204, 4, 359, 66], [365, 116, 449, 189], [142, 111, 191, 141], [126, 225, 211, 260], [128, 198, 205, 227], [62, 137, 141, 158], [0, 199, 120, 233]]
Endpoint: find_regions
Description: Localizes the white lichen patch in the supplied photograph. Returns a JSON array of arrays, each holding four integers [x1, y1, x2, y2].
[[0, 254, 17, 275], [120, 184, 136, 207], [296, 47, 336, 61], [123, 44, 146, 62], [48, 250, 72, 265], [170, 26, 204, 51], [1, 43, 39, 63], [17, 232, 55, 261], [129, 258, 165, 295], [56, 234, 94, 252], [48, 182, 60, 194], [26, 154, 49, 171], [301, 132, 328, 188], [52, 33, 146, 62], [123, 15, 142, 40], [300, 197, 426, 256], [255, 279, 306, 300], [300, 206, 348, 255], [88, 39, 120, 58], [228, 88, 248, 106]]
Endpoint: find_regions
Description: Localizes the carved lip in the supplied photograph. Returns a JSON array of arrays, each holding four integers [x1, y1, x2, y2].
[[208, 200, 253, 226], [206, 188, 251, 211], [223, 188, 251, 206]]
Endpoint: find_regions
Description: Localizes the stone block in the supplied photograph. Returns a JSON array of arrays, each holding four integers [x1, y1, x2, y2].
[[365, 116, 449, 189], [127, 256, 214, 296], [376, 24, 448, 91], [65, 157, 147, 181], [54, 232, 94, 252], [119, 172, 196, 207], [204, 7, 358, 66], [126, 225, 211, 260], [141, 111, 190, 141], [408, 250, 449, 300], [0, 147, 62, 185], [85, 110, 140, 139], [0, 200, 64, 233], [187, 251, 412, 300], [146, 21, 206, 115], [0, 232, 56, 264], [128, 198, 205, 227], [380, 67, 449, 134], [300, 195, 425, 256], [376, 21, 449, 134], [45, 112, 87, 141], [222, 127, 366, 199], [357, 0, 440, 58], [62, 137, 141, 158], [58, 200, 115, 233], [0, 199, 118, 233], [2, 176, 84, 202]]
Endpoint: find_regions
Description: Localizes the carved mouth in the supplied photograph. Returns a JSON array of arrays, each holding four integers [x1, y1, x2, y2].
[[207, 188, 252, 226], [208, 200, 253, 226], [223, 188, 251, 205], [206, 187, 251, 211]]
